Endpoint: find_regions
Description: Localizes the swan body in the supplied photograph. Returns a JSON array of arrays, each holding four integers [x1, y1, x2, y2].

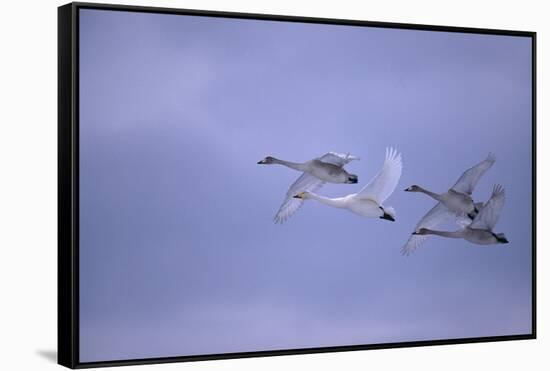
[[296, 192, 394, 220], [258, 152, 360, 223], [307, 159, 357, 183], [417, 228, 508, 245], [415, 185, 508, 246], [294, 148, 402, 222], [404, 153, 495, 218], [405, 186, 476, 216]]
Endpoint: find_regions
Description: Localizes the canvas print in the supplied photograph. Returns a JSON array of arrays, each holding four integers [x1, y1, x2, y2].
[[78, 8, 533, 363]]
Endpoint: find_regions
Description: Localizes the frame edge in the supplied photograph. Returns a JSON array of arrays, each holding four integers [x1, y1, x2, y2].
[[71, 1, 536, 36], [531, 32, 537, 339], [58, 2, 78, 369]]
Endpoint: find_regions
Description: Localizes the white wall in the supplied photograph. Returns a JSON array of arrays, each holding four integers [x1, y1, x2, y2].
[[0, 0, 545, 370]]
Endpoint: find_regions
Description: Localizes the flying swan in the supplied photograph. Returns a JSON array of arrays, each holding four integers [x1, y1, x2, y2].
[[400, 202, 484, 256], [258, 152, 360, 223], [404, 153, 495, 218], [414, 185, 509, 245], [401, 153, 495, 256], [293, 148, 402, 221]]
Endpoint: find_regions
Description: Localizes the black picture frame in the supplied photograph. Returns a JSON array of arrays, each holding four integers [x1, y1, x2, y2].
[[58, 2, 537, 369]]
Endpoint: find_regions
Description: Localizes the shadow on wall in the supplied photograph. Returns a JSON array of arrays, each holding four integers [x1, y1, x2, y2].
[[36, 350, 57, 363]]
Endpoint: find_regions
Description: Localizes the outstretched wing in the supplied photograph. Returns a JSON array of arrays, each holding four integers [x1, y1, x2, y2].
[[273, 173, 325, 224], [355, 148, 402, 204], [469, 185, 505, 231], [317, 152, 360, 167], [451, 153, 495, 195], [401, 203, 454, 256]]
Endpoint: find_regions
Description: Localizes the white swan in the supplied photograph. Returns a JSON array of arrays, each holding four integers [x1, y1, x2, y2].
[[293, 148, 402, 221], [258, 152, 360, 224], [414, 185, 508, 245], [404, 153, 495, 218]]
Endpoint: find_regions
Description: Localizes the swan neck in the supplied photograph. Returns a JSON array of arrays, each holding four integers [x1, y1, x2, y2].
[[308, 193, 346, 208], [416, 186, 441, 201], [272, 158, 308, 172], [424, 229, 464, 239]]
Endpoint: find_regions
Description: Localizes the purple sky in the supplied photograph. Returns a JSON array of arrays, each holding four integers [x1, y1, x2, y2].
[[78, 9, 533, 363]]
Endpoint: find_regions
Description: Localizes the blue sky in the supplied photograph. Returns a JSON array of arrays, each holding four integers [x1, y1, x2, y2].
[[78, 9, 533, 362]]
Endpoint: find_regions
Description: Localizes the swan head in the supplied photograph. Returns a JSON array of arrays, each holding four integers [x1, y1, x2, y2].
[[404, 185, 421, 192], [493, 233, 509, 244], [346, 174, 358, 184], [257, 156, 276, 165], [293, 192, 310, 200]]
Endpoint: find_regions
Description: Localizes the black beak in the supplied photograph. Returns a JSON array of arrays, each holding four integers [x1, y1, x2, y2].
[[292, 195, 301, 199], [348, 178, 358, 184], [379, 213, 395, 222], [404, 188, 411, 192], [257, 160, 264, 164]]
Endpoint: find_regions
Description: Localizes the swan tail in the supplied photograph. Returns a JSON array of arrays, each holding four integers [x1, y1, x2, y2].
[[384, 206, 396, 218]]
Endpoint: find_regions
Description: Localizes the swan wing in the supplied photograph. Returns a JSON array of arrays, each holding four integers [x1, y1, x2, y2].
[[273, 173, 325, 224], [356, 147, 402, 204], [456, 214, 474, 228], [469, 184, 505, 230], [317, 152, 360, 167], [401, 203, 454, 256], [451, 153, 495, 195]]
